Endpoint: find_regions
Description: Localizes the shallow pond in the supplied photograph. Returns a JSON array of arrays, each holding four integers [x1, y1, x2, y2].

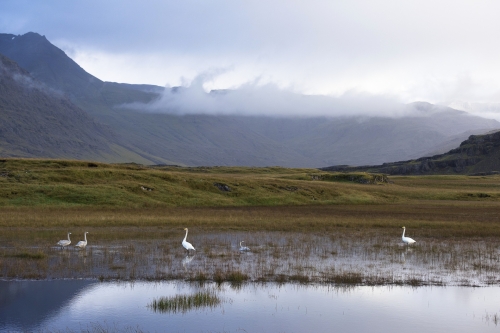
[[1, 280, 500, 333], [2, 231, 500, 286]]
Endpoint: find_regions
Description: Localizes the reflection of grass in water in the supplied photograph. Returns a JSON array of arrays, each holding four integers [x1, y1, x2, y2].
[[483, 312, 499, 326], [149, 290, 221, 313]]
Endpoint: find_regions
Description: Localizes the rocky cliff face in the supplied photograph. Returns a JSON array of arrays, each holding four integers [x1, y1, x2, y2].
[[322, 131, 500, 175]]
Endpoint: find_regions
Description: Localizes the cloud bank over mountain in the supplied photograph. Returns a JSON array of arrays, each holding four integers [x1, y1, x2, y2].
[[122, 73, 415, 118]]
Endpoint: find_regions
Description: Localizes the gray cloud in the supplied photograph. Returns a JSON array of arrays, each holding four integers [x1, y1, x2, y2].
[[2, 1, 500, 104], [121, 72, 413, 118]]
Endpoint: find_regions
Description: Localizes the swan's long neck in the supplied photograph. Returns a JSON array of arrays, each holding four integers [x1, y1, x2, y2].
[[67, 233, 71, 241], [183, 229, 188, 242], [402, 228, 406, 238], [84, 233, 87, 241]]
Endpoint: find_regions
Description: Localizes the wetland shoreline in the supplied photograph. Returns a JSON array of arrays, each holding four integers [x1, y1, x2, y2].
[[2, 204, 500, 287]]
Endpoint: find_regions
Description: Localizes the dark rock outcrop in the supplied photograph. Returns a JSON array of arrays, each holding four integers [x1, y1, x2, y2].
[[321, 131, 500, 175]]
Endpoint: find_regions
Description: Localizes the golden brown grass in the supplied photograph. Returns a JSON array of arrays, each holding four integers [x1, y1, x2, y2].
[[1, 201, 499, 238]]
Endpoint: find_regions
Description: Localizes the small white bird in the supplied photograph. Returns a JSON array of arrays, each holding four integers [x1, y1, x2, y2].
[[401, 227, 416, 245], [57, 232, 71, 248], [239, 241, 250, 252], [75, 232, 89, 248], [182, 228, 195, 253]]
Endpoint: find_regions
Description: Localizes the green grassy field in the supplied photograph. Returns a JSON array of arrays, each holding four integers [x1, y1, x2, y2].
[[1, 158, 499, 208], [1, 158, 499, 235]]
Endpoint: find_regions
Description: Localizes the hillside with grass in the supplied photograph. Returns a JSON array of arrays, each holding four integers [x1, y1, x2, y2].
[[1, 158, 499, 209], [0, 53, 148, 162]]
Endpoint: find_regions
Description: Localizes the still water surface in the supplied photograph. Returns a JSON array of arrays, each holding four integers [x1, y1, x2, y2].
[[1, 280, 500, 333]]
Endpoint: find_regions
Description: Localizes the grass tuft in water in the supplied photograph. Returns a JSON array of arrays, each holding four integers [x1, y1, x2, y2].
[[149, 290, 221, 313], [289, 274, 310, 284], [190, 271, 209, 283], [212, 270, 248, 285], [11, 251, 46, 260], [225, 271, 249, 283], [325, 272, 363, 285]]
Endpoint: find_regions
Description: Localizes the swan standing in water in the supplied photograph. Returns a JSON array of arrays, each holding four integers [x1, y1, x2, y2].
[[182, 228, 195, 253], [239, 241, 250, 252], [401, 227, 416, 245], [75, 232, 89, 248], [57, 232, 71, 248]]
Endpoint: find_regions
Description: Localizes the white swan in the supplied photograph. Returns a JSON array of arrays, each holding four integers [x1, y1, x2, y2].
[[57, 232, 71, 248], [182, 228, 195, 253], [239, 241, 250, 251], [401, 227, 416, 245], [75, 232, 88, 248]]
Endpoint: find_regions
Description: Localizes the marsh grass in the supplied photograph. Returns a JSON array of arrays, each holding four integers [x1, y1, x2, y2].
[[289, 274, 310, 284], [211, 270, 248, 285], [149, 290, 221, 313], [225, 270, 249, 284], [2, 159, 500, 286], [324, 272, 363, 285], [190, 271, 209, 283], [10, 251, 46, 259]]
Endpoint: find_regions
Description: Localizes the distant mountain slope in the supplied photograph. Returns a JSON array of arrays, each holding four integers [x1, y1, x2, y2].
[[0, 53, 150, 162], [1, 32, 500, 167], [238, 105, 500, 166], [321, 131, 500, 175], [0, 33, 163, 108]]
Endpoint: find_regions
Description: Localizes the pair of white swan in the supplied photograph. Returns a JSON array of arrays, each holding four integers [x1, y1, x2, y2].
[[57, 232, 88, 248]]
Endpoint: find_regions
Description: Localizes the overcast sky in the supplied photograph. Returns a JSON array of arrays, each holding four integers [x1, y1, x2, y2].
[[2, 0, 500, 111]]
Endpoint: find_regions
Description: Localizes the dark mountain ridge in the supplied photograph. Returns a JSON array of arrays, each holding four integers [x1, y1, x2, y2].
[[1, 32, 500, 167], [321, 130, 500, 175]]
